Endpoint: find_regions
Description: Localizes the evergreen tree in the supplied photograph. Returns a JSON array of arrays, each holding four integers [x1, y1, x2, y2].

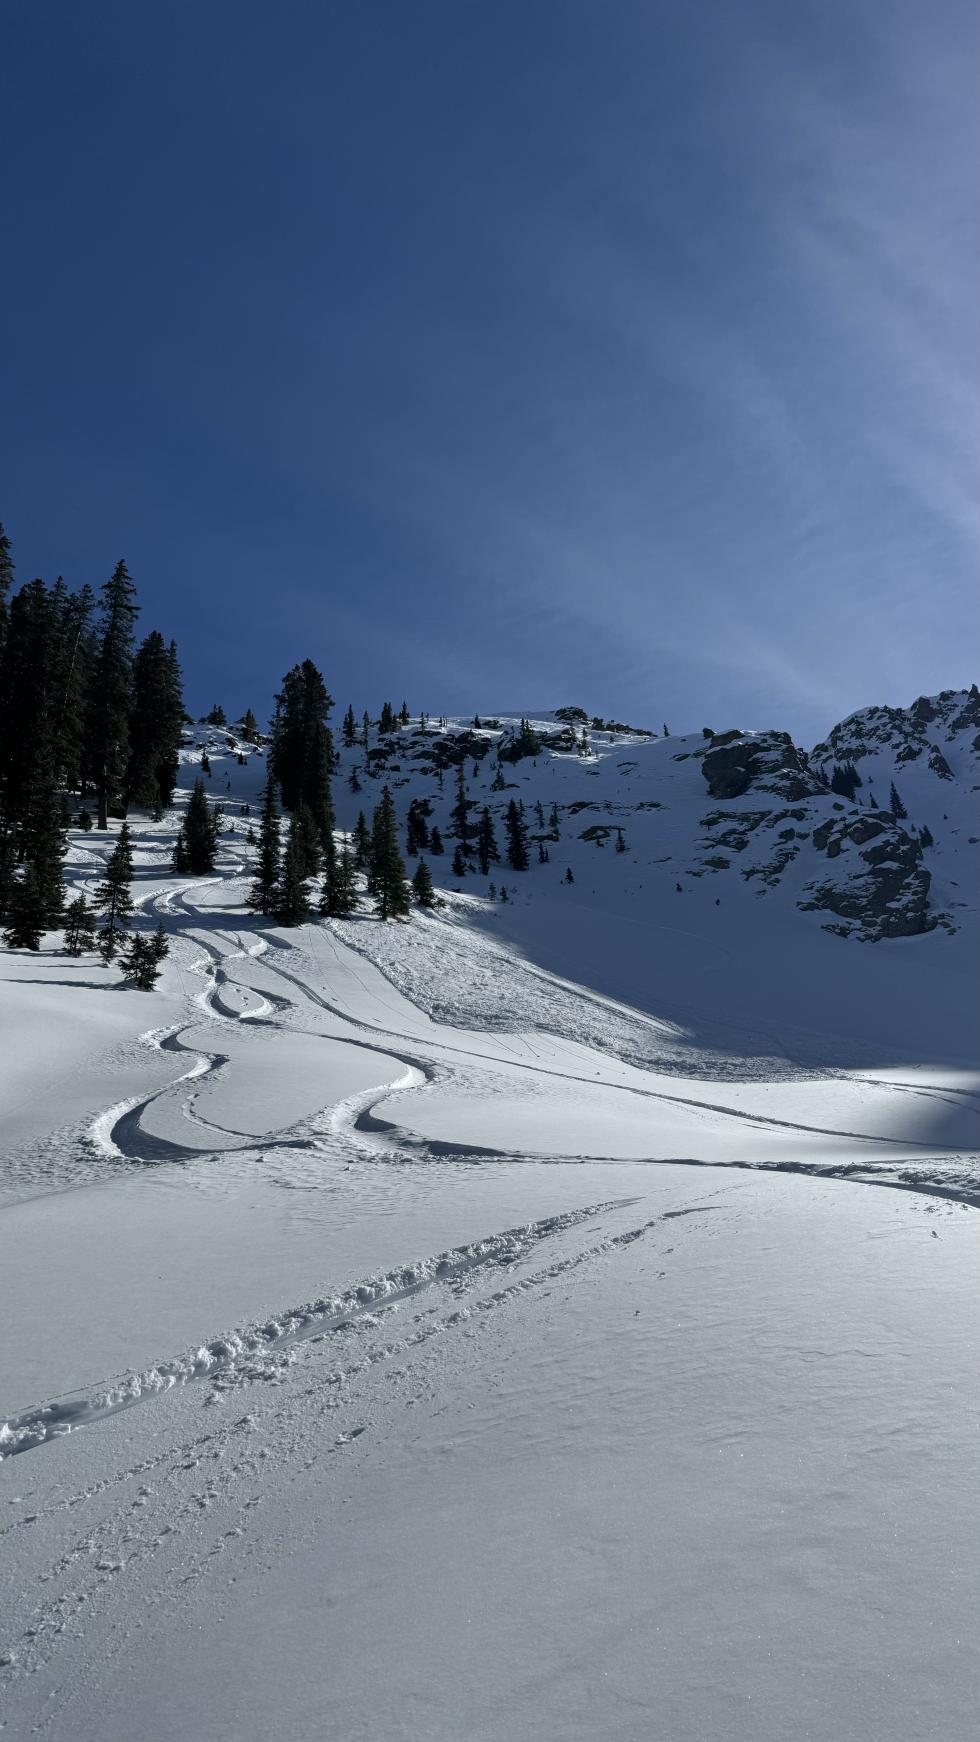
[[119, 928, 167, 989], [379, 701, 395, 735], [450, 764, 473, 846], [63, 893, 96, 954], [88, 560, 139, 829], [275, 817, 312, 924], [0, 521, 12, 658], [565, 867, 575, 884], [413, 858, 437, 909], [429, 825, 444, 856], [888, 781, 907, 819], [239, 708, 260, 743], [320, 835, 359, 917], [94, 821, 134, 960], [537, 839, 549, 864], [361, 711, 370, 749], [172, 827, 188, 873], [292, 801, 321, 879], [342, 704, 357, 747], [406, 798, 430, 855], [3, 865, 48, 949], [919, 824, 934, 848], [348, 766, 362, 793], [399, 701, 410, 727], [504, 799, 530, 870], [476, 806, 500, 875], [548, 804, 559, 831], [126, 630, 183, 810], [183, 779, 220, 873], [370, 787, 411, 919], [830, 761, 861, 800], [451, 844, 467, 877], [248, 774, 282, 915], [615, 828, 627, 853], [353, 810, 372, 871], [205, 703, 227, 726]]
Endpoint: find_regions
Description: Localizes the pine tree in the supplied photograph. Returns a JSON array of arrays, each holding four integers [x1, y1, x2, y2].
[[565, 867, 575, 884], [406, 798, 430, 855], [119, 929, 167, 989], [269, 660, 335, 863], [429, 825, 444, 856], [172, 827, 188, 873], [94, 821, 134, 960], [205, 703, 227, 726], [504, 799, 529, 870], [248, 774, 282, 915], [275, 818, 312, 924], [615, 828, 627, 853], [88, 560, 139, 829], [549, 804, 559, 831], [342, 704, 357, 747], [499, 886, 508, 903], [0, 521, 13, 659], [353, 811, 372, 871], [320, 836, 359, 917], [476, 806, 499, 875], [348, 766, 362, 793], [413, 858, 437, 909], [450, 765, 473, 847], [537, 840, 549, 864], [370, 788, 411, 919], [451, 844, 467, 877], [292, 801, 321, 879], [361, 711, 370, 749], [888, 781, 907, 819], [379, 701, 395, 735], [182, 779, 220, 873], [239, 708, 260, 743], [63, 893, 97, 954], [399, 701, 410, 727], [919, 824, 934, 848], [126, 630, 183, 810], [2, 866, 47, 949]]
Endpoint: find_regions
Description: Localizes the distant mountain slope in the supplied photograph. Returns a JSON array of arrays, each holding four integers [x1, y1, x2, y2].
[[178, 687, 978, 948]]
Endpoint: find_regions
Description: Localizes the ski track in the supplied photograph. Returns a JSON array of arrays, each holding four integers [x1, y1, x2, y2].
[[4, 858, 977, 1475]]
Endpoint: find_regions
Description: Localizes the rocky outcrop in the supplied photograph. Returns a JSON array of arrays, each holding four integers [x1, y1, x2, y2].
[[800, 813, 934, 940], [700, 731, 819, 802], [813, 687, 980, 774]]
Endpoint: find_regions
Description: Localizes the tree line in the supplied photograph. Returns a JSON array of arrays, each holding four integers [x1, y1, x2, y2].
[[0, 521, 184, 951]]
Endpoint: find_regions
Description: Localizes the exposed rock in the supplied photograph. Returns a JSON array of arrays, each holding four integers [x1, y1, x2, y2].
[[700, 731, 818, 802], [800, 817, 932, 939]]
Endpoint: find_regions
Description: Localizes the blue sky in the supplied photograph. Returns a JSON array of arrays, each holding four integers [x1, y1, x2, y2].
[[2, 1, 976, 740]]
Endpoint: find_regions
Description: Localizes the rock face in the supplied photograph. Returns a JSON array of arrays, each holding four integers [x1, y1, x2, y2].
[[700, 731, 819, 802], [800, 814, 933, 940], [812, 686, 980, 776], [693, 702, 972, 940]]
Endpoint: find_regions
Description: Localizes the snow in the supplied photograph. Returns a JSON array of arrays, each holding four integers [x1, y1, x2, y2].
[[1, 704, 978, 1738]]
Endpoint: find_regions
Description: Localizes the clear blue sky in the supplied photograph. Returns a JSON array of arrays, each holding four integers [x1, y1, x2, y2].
[[2, 1, 976, 740]]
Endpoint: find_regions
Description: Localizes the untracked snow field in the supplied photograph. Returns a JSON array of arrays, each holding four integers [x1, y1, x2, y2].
[[1, 740, 978, 1740]]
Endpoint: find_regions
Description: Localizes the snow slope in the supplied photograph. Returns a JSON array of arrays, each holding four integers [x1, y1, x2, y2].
[[0, 696, 978, 1739]]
